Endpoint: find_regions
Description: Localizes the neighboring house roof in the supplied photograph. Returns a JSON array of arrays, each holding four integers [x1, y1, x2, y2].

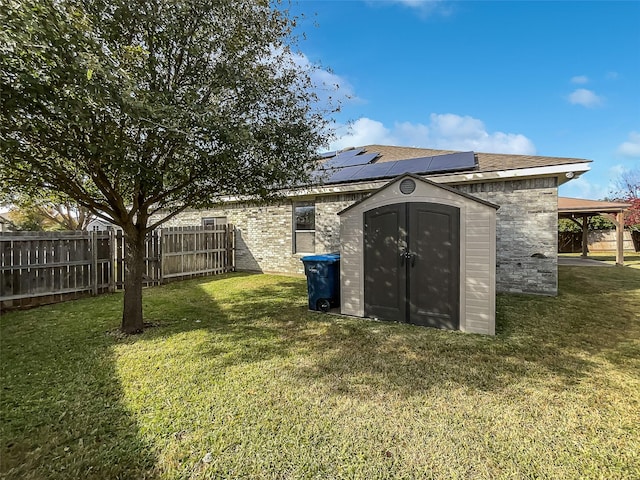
[[558, 197, 631, 215]]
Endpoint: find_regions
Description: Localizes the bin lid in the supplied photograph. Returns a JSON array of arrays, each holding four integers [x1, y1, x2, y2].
[[301, 253, 340, 263]]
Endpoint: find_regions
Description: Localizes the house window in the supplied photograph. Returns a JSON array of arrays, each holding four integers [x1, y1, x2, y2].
[[202, 217, 227, 230], [293, 202, 315, 253]]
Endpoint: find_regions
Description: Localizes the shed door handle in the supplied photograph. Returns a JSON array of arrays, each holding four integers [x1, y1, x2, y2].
[[400, 249, 416, 266]]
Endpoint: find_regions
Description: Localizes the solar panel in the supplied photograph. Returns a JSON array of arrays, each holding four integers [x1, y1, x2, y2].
[[385, 156, 433, 177], [308, 168, 331, 184], [326, 165, 366, 183], [427, 151, 476, 173], [311, 150, 477, 186], [337, 152, 380, 168], [336, 147, 364, 158], [316, 156, 344, 171], [327, 156, 356, 169], [348, 162, 397, 181], [317, 148, 370, 169], [317, 151, 337, 159]]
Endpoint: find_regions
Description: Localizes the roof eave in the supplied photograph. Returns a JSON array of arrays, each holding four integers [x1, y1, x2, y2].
[[433, 162, 592, 186], [216, 162, 592, 203]]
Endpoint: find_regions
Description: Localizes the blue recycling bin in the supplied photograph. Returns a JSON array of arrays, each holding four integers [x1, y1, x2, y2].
[[301, 253, 340, 312]]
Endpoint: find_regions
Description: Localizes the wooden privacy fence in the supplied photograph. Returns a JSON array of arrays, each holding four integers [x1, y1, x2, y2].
[[1, 226, 235, 310], [559, 230, 639, 253]]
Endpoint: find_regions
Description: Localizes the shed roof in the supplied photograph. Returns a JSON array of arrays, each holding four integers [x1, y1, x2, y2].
[[338, 173, 500, 216]]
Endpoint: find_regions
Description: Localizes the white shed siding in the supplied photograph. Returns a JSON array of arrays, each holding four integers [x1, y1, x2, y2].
[[339, 214, 363, 317], [462, 204, 496, 334], [339, 175, 497, 335]]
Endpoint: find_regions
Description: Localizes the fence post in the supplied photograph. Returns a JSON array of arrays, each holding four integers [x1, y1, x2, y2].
[[108, 229, 116, 292], [91, 231, 98, 295], [226, 225, 235, 272], [157, 229, 163, 284]]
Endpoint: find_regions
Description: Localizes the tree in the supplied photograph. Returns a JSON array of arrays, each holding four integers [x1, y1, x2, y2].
[[612, 169, 640, 228], [0, 0, 334, 333], [558, 216, 615, 233], [1, 192, 94, 230], [2, 208, 52, 231]]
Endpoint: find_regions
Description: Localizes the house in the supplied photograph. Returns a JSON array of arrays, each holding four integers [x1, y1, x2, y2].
[[0, 213, 14, 232], [86, 218, 118, 232], [163, 145, 590, 298]]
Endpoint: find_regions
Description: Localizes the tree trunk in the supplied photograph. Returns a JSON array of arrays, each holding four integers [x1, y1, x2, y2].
[[122, 229, 146, 334]]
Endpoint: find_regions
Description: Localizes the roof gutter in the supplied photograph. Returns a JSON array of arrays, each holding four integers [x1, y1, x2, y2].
[[434, 162, 592, 186], [214, 161, 592, 203], [285, 161, 592, 199]]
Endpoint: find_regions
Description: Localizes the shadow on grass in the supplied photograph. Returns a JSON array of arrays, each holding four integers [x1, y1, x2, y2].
[[304, 265, 640, 397], [4, 268, 637, 478], [107, 266, 640, 404], [0, 295, 157, 479], [205, 269, 638, 398], [136, 272, 311, 370], [140, 268, 640, 400]]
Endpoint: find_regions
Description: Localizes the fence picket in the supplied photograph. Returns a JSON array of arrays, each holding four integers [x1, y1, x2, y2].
[[1, 225, 235, 310]]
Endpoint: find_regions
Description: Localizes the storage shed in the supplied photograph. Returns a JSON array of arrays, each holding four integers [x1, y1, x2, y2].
[[339, 173, 499, 335]]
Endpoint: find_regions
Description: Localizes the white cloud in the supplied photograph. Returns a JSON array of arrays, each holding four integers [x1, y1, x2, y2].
[[606, 71, 619, 80], [561, 164, 638, 200], [571, 75, 589, 84], [367, 0, 451, 17], [394, 0, 439, 7], [559, 176, 611, 200], [616, 131, 640, 158], [286, 50, 362, 108], [330, 113, 536, 155], [331, 118, 395, 150], [609, 164, 629, 177], [567, 88, 604, 108]]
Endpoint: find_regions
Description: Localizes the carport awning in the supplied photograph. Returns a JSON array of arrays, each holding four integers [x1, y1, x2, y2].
[[558, 197, 631, 265], [558, 197, 630, 215]]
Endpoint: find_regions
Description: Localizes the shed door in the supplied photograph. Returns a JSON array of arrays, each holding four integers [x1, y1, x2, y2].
[[363, 204, 407, 322], [364, 202, 460, 329]]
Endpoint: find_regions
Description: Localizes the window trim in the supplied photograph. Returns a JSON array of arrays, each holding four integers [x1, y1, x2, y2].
[[201, 216, 227, 230], [293, 201, 316, 254]]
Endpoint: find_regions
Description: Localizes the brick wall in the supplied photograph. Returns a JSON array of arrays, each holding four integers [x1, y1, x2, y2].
[[160, 193, 365, 275], [160, 203, 298, 273], [455, 178, 558, 295], [162, 177, 558, 295], [315, 193, 365, 253]]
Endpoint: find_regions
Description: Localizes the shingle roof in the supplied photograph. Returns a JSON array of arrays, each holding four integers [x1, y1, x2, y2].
[[353, 144, 590, 174], [558, 197, 630, 213]]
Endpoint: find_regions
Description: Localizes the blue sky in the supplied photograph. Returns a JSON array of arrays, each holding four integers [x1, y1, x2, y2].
[[290, 0, 640, 200]]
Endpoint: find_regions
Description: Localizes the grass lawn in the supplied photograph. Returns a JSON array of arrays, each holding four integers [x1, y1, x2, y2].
[[2, 268, 639, 479], [560, 250, 640, 268]]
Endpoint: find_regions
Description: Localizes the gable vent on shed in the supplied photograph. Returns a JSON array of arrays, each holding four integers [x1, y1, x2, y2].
[[399, 178, 416, 195]]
